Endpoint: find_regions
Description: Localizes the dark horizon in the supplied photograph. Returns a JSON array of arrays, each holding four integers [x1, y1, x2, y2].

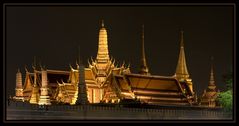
[[5, 5, 234, 98]]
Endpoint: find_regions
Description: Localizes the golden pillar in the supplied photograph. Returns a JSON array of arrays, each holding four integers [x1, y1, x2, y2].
[[38, 69, 51, 105]]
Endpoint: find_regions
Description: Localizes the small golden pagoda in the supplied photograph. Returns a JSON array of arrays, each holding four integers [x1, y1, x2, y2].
[[200, 57, 219, 107], [13, 69, 24, 101]]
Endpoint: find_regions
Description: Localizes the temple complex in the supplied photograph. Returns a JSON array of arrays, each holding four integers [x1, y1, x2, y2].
[[12, 21, 220, 108]]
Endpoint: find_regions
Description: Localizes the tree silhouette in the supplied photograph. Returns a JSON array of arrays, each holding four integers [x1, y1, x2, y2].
[[217, 71, 233, 111]]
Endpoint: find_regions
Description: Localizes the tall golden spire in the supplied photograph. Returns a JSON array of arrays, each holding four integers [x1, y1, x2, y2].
[[139, 24, 150, 75], [175, 30, 189, 80], [96, 20, 110, 63]]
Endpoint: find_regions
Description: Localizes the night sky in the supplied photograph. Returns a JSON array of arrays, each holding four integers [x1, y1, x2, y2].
[[5, 5, 234, 98]]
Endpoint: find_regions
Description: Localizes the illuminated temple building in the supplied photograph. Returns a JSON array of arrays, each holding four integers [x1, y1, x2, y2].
[[113, 28, 196, 105], [13, 21, 130, 105], [12, 21, 219, 107]]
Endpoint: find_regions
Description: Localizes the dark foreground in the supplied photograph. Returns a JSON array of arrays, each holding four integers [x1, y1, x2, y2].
[[5, 101, 233, 121]]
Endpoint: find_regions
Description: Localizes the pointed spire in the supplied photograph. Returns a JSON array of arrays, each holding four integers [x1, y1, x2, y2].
[[209, 56, 215, 86], [34, 66, 37, 85], [142, 25, 145, 60], [139, 24, 150, 75], [175, 29, 189, 80]]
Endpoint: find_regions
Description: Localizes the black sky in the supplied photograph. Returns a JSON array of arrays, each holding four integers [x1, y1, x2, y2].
[[5, 5, 234, 97]]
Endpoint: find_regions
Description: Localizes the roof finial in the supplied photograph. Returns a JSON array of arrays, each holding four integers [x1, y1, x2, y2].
[[142, 24, 145, 59], [101, 19, 104, 28]]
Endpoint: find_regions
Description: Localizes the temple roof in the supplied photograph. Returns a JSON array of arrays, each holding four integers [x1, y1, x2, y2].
[[113, 73, 194, 105], [124, 73, 184, 92]]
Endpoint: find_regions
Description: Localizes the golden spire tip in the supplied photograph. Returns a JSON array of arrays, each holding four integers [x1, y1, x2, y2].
[[101, 19, 104, 27]]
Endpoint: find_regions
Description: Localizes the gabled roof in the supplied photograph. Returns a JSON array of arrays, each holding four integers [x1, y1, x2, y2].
[[113, 73, 194, 106], [124, 73, 184, 92]]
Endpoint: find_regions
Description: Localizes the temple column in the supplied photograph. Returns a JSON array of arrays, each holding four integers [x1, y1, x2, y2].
[[100, 88, 103, 101], [38, 69, 51, 105], [93, 89, 96, 103]]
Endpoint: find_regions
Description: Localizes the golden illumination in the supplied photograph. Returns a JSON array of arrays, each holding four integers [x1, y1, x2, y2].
[[12, 21, 203, 107]]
